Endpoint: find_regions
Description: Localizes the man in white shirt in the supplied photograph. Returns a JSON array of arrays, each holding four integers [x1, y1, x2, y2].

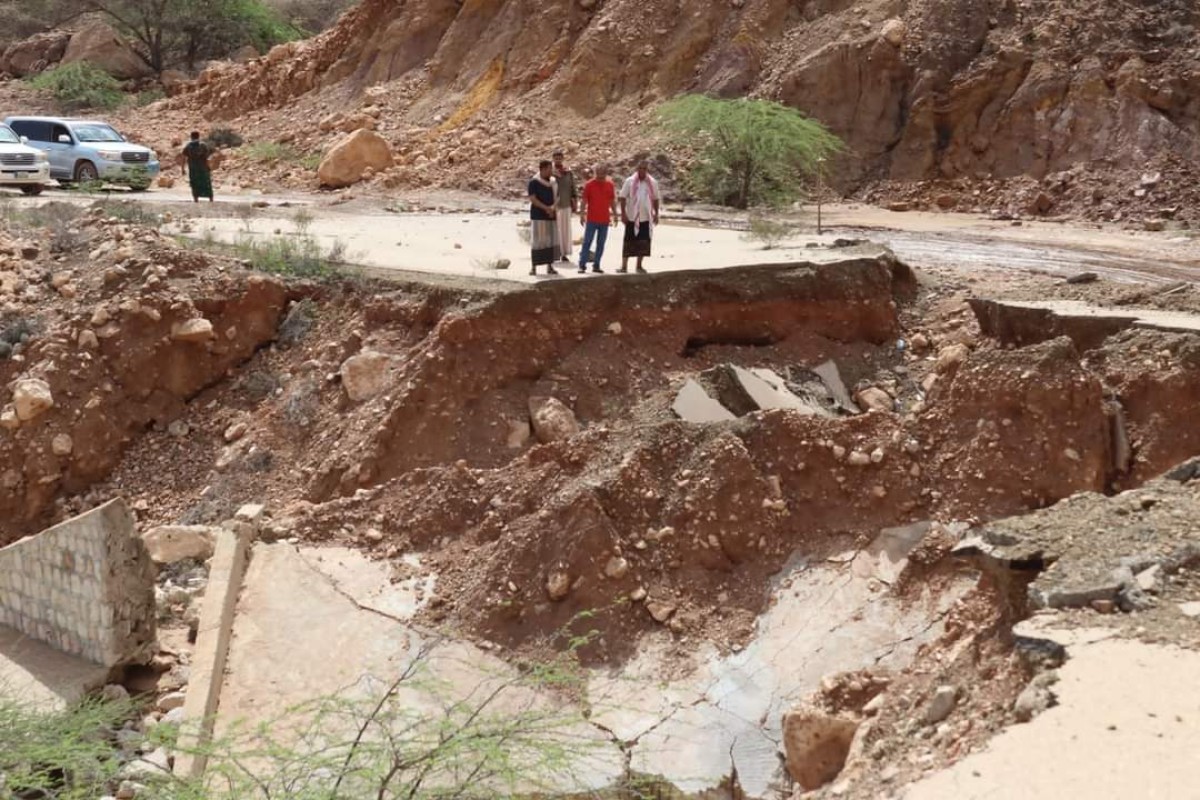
[[617, 160, 660, 274]]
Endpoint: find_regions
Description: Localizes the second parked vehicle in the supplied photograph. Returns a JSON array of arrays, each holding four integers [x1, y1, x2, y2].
[[0, 122, 51, 195], [4, 116, 160, 190]]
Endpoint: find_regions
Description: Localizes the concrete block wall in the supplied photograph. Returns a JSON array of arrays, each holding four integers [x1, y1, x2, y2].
[[0, 499, 156, 667]]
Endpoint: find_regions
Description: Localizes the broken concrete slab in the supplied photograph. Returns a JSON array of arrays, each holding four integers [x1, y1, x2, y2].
[[589, 532, 971, 797], [672, 378, 736, 423], [699, 364, 831, 417], [0, 499, 155, 667], [812, 360, 859, 414], [0, 624, 108, 711], [971, 298, 1200, 350], [952, 472, 1200, 614], [907, 622, 1200, 800], [212, 543, 623, 791]]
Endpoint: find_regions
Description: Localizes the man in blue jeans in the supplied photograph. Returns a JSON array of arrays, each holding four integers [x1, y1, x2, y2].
[[578, 164, 619, 274]]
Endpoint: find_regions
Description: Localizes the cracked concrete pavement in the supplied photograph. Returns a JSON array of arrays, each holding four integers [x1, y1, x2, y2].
[[209, 521, 967, 797]]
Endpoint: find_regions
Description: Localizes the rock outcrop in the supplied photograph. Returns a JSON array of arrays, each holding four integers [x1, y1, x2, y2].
[[0, 31, 70, 77], [61, 20, 152, 80], [158, 0, 1200, 196]]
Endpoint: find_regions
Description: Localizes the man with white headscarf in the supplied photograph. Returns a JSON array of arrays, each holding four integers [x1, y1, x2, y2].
[[617, 160, 660, 274]]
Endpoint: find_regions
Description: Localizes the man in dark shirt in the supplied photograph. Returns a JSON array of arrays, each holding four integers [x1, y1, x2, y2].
[[527, 160, 559, 276]]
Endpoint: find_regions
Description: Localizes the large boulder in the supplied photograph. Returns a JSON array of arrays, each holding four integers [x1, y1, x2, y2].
[[61, 20, 153, 80], [317, 129, 394, 189], [1, 31, 70, 77]]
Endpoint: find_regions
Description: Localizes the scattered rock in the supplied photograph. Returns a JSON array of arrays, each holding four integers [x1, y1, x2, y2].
[[935, 343, 970, 373], [855, 387, 894, 413], [923, 685, 959, 724], [781, 704, 860, 791], [51, 433, 73, 456], [1179, 601, 1200, 618], [12, 378, 54, 421], [646, 600, 676, 623], [340, 350, 394, 402], [1065, 271, 1099, 285], [529, 396, 581, 443], [546, 569, 571, 601], [156, 691, 187, 713], [142, 525, 217, 564], [171, 318, 215, 343], [879, 18, 906, 46], [604, 556, 630, 579]]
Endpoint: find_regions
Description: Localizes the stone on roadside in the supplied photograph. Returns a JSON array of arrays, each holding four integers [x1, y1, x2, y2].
[[529, 396, 580, 443], [142, 525, 217, 564], [51, 433, 74, 456], [156, 691, 186, 713], [781, 704, 860, 791], [340, 350, 394, 402], [1179, 601, 1200, 618], [13, 378, 54, 421]]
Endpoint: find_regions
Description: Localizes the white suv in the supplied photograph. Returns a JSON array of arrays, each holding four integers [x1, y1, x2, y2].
[[0, 122, 51, 196]]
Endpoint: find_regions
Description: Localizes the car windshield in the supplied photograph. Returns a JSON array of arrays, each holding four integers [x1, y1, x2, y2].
[[0, 127, 19, 144], [71, 124, 125, 143]]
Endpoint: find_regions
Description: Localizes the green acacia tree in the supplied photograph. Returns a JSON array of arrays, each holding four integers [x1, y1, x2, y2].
[[658, 95, 842, 210], [84, 0, 302, 73]]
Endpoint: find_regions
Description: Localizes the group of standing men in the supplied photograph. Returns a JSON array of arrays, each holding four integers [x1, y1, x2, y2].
[[528, 151, 660, 277]]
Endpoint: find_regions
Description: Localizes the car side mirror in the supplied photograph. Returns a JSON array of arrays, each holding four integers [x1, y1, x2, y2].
[[57, 135, 71, 144], [19, 136, 28, 144]]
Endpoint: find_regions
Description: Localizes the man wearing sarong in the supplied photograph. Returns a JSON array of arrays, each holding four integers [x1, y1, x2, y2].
[[551, 149, 577, 263], [618, 160, 660, 274], [179, 131, 214, 203], [527, 160, 560, 277]]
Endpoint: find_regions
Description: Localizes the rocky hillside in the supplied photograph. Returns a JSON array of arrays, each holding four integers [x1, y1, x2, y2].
[[147, 0, 1200, 202]]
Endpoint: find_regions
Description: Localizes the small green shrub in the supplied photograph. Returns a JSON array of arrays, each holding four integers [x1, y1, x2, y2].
[[741, 214, 796, 250], [28, 63, 124, 111], [135, 87, 166, 106], [299, 151, 323, 170], [234, 233, 348, 280], [243, 141, 298, 163], [207, 127, 244, 149], [290, 207, 315, 235]]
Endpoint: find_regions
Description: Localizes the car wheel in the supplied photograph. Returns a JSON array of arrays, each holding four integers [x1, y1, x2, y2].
[[74, 161, 99, 183], [19, 185, 44, 196]]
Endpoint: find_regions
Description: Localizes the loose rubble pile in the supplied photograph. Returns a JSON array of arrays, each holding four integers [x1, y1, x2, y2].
[[4, 203, 1200, 796]]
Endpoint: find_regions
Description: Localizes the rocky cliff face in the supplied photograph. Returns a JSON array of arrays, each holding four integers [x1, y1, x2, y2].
[[165, 0, 1200, 189]]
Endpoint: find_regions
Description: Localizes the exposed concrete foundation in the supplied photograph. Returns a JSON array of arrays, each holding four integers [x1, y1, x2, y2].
[[0, 499, 156, 668]]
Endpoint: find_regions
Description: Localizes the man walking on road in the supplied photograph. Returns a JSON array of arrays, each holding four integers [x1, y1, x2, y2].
[[552, 149, 577, 263], [578, 164, 618, 274], [528, 159, 559, 277], [618, 160, 660, 274]]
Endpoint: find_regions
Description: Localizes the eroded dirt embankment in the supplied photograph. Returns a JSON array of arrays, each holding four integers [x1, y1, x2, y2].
[[8, 212, 1200, 668]]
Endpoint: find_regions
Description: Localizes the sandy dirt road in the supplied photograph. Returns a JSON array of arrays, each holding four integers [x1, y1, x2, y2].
[[11, 185, 1200, 285]]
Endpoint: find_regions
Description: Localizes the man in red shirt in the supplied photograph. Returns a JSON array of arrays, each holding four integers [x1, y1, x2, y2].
[[577, 164, 619, 274]]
